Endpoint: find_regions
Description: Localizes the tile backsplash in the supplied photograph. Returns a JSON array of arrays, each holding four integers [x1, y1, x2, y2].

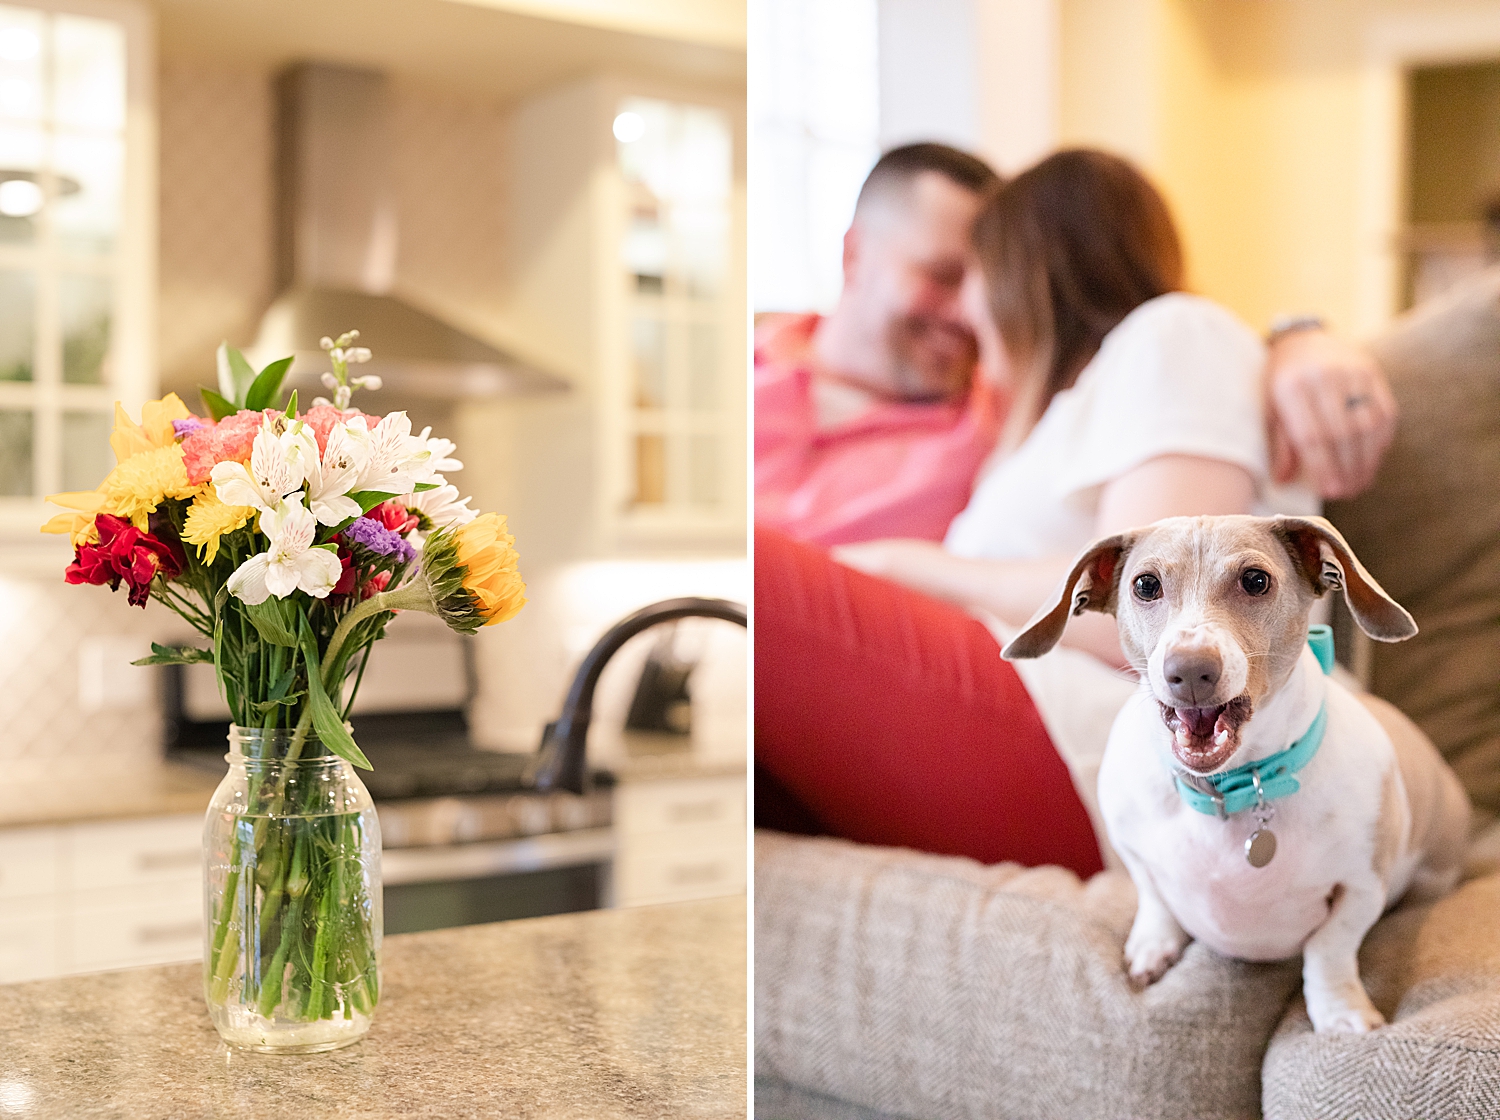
[[0, 569, 187, 781]]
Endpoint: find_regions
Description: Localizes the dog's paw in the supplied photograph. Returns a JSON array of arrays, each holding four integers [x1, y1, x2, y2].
[[1306, 989, 1386, 1033], [1124, 927, 1188, 988]]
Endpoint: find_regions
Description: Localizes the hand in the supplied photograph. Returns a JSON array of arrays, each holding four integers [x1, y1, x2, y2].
[[829, 538, 947, 584], [1266, 329, 1397, 500]]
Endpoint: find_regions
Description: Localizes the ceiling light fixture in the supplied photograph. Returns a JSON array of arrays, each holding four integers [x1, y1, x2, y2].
[[0, 178, 43, 217], [613, 111, 645, 143]]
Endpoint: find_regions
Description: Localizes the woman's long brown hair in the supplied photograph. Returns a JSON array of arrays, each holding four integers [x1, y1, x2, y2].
[[972, 149, 1184, 414]]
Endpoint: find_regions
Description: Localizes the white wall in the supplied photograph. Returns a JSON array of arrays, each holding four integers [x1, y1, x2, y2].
[[752, 0, 1060, 313]]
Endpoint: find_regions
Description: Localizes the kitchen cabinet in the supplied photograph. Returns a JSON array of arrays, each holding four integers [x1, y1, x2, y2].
[[475, 73, 746, 567], [0, 811, 202, 982], [613, 773, 746, 907], [0, 0, 156, 541]]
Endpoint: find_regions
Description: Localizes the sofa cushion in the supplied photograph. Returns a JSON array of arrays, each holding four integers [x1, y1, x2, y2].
[[1261, 862, 1500, 1120], [1327, 268, 1500, 816], [754, 830, 1303, 1120]]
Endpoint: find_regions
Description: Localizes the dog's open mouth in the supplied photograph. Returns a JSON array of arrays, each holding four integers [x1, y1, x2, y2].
[[1159, 696, 1253, 773]]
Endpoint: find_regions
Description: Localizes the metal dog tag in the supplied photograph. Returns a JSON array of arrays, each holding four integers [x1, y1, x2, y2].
[[1245, 828, 1277, 868]]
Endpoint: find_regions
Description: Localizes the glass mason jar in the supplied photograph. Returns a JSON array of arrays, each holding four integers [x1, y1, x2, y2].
[[203, 726, 382, 1053]]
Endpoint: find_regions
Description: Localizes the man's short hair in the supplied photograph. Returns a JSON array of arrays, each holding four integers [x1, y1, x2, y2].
[[854, 142, 1001, 216]]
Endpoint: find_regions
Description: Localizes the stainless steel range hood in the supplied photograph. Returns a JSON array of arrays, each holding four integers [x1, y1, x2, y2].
[[251, 63, 567, 400]]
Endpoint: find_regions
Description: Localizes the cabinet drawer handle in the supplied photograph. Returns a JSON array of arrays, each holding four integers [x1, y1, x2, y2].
[[666, 800, 724, 824], [137, 921, 200, 945], [137, 850, 200, 872]]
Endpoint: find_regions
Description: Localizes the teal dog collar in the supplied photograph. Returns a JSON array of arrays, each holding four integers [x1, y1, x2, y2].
[[1172, 626, 1335, 818]]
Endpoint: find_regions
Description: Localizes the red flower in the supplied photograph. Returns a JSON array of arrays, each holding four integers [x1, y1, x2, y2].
[[66, 514, 186, 607], [370, 500, 419, 536], [361, 570, 391, 600], [331, 546, 358, 597]]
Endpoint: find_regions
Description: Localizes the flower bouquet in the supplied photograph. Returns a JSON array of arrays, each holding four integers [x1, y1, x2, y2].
[[43, 332, 526, 1052]]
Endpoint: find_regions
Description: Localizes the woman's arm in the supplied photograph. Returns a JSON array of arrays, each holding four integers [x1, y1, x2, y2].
[[832, 454, 1256, 667]]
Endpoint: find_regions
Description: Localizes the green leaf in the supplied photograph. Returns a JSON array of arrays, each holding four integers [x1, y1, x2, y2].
[[284, 389, 298, 418], [298, 614, 372, 770], [200, 387, 238, 421], [251, 690, 304, 714], [217, 343, 257, 407], [131, 642, 214, 666], [267, 663, 297, 703], [348, 491, 396, 515], [244, 356, 294, 412], [412, 482, 438, 493], [244, 597, 299, 647]]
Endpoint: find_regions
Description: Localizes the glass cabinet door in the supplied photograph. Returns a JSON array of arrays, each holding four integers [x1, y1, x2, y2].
[[0, 2, 133, 518], [614, 96, 742, 534]]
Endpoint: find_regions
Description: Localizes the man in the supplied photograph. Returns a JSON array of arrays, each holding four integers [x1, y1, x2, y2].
[[755, 143, 1397, 546]]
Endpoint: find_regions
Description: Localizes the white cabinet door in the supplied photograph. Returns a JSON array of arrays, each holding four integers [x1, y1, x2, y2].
[[0, 897, 61, 983], [614, 829, 745, 908], [67, 814, 202, 891], [69, 879, 202, 973], [0, 826, 62, 900], [613, 774, 746, 907], [615, 775, 746, 836]]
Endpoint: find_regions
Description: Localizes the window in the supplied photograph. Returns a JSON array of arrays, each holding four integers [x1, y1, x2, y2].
[[749, 0, 879, 312], [0, 0, 149, 532], [613, 96, 741, 533]]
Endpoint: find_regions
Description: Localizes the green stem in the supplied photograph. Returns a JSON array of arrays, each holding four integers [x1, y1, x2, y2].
[[255, 832, 309, 1018], [322, 587, 423, 683]]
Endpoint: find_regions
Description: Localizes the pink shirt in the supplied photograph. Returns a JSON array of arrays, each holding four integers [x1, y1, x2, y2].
[[754, 314, 1002, 546]]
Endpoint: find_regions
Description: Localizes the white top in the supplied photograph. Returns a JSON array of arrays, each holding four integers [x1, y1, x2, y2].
[[946, 292, 1315, 559], [940, 292, 1318, 867]]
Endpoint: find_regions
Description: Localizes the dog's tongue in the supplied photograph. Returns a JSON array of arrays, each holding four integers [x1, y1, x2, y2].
[[1179, 706, 1222, 739]]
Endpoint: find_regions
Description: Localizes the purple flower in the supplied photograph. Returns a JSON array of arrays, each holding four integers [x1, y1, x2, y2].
[[173, 417, 211, 439], [344, 516, 415, 563]]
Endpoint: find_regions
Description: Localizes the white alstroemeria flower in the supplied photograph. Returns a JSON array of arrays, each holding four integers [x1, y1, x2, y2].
[[415, 426, 463, 479], [295, 422, 368, 526], [210, 418, 307, 514], [227, 497, 343, 605], [407, 484, 477, 533], [344, 411, 431, 495]]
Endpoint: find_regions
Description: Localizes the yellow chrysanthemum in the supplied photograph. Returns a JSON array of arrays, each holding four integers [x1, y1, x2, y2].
[[453, 513, 527, 626], [43, 394, 201, 541], [110, 393, 194, 463], [181, 489, 255, 565], [99, 445, 198, 530]]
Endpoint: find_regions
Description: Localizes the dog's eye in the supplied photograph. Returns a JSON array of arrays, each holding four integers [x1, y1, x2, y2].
[[1241, 568, 1271, 596], [1132, 573, 1162, 601]]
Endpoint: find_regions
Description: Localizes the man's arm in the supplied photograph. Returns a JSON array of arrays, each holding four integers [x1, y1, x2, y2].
[[1265, 327, 1397, 500]]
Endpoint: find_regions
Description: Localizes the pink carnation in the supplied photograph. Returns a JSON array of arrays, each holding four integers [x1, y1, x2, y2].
[[180, 409, 281, 485], [302, 405, 383, 455]]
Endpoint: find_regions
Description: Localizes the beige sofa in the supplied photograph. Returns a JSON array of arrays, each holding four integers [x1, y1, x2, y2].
[[755, 272, 1500, 1120]]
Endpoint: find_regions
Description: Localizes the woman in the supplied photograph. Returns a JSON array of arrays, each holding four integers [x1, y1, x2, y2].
[[755, 150, 1316, 877]]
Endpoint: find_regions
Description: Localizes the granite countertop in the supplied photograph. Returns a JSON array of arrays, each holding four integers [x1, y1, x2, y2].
[[0, 761, 222, 829], [0, 895, 747, 1119]]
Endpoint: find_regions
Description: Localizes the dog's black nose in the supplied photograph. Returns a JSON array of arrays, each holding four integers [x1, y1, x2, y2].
[[1163, 648, 1222, 707]]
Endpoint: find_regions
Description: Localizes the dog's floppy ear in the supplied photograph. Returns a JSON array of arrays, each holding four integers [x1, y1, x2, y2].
[[1271, 515, 1416, 642], [1002, 532, 1138, 660]]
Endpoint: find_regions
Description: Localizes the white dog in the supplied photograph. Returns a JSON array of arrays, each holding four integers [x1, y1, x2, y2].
[[1003, 515, 1470, 1033]]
